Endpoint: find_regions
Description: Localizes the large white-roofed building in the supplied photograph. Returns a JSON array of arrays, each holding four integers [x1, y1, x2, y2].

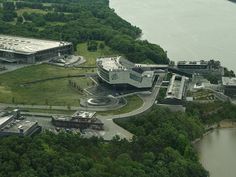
[[96, 56, 157, 88], [0, 35, 73, 63]]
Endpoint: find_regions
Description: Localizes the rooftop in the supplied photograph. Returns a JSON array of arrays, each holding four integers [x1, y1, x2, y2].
[[72, 111, 96, 119], [177, 60, 209, 65], [0, 115, 13, 126], [1, 119, 37, 134], [53, 111, 96, 121], [222, 77, 236, 86], [97, 56, 129, 71], [97, 56, 155, 78], [0, 35, 71, 54], [166, 74, 187, 100]]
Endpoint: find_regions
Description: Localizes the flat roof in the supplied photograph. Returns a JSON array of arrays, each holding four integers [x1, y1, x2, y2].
[[166, 74, 187, 100], [222, 77, 236, 86], [0, 35, 71, 55], [72, 111, 96, 119], [177, 60, 209, 65], [2, 120, 37, 133], [53, 111, 96, 121], [97, 56, 128, 71], [0, 115, 13, 126]]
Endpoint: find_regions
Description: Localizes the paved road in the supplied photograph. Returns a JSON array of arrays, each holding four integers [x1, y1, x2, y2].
[[98, 74, 164, 140], [0, 101, 124, 112]]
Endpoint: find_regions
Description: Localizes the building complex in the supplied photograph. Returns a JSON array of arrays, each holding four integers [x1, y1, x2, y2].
[[96, 56, 157, 88], [0, 35, 73, 63]]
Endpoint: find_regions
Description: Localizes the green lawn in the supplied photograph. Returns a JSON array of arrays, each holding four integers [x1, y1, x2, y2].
[[76, 42, 119, 66], [98, 95, 144, 115], [0, 64, 93, 106]]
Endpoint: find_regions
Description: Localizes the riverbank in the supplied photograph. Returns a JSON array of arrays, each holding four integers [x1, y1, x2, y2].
[[192, 119, 236, 144], [194, 127, 236, 177], [218, 119, 236, 128], [110, 0, 236, 72]]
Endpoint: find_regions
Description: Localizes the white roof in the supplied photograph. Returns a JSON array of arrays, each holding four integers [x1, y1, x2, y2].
[[72, 111, 96, 119], [97, 56, 128, 71], [222, 77, 236, 86], [0, 115, 12, 126], [0, 35, 71, 54]]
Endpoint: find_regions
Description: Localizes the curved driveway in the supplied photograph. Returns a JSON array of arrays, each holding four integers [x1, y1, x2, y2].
[[98, 74, 164, 140]]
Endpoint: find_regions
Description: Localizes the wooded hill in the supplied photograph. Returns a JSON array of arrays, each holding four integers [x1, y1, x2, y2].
[[0, 0, 169, 64]]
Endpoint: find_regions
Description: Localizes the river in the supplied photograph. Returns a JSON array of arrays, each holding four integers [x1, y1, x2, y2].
[[194, 128, 236, 177], [110, 0, 236, 176], [110, 0, 236, 72]]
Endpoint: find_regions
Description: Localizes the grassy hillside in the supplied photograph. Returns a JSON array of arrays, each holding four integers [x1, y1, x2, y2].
[[0, 64, 93, 106]]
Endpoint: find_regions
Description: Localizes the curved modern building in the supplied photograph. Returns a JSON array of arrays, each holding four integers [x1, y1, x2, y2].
[[96, 56, 156, 88]]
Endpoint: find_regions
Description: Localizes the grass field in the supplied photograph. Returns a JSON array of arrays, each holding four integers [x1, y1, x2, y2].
[[0, 64, 93, 106], [98, 95, 144, 115], [76, 42, 119, 66]]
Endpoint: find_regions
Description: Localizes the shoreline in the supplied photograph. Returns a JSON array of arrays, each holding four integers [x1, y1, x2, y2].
[[110, 0, 236, 72], [192, 119, 236, 144]]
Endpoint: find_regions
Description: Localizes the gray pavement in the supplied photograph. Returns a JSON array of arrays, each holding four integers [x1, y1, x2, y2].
[[97, 74, 164, 140]]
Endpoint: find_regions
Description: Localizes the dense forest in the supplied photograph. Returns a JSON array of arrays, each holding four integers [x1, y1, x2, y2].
[[0, 0, 169, 64], [0, 107, 208, 177], [186, 101, 236, 124]]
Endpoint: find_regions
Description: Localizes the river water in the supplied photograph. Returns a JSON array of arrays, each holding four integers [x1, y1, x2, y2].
[[110, 0, 236, 176], [194, 128, 236, 177], [110, 0, 236, 72]]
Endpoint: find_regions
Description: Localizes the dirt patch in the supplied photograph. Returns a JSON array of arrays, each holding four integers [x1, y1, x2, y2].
[[219, 119, 236, 128]]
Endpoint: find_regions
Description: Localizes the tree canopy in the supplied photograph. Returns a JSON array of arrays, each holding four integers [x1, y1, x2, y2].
[[0, 0, 169, 64], [0, 107, 208, 177]]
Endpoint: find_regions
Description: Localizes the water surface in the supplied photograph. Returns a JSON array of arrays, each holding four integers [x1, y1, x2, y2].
[[195, 128, 236, 177], [110, 0, 236, 72]]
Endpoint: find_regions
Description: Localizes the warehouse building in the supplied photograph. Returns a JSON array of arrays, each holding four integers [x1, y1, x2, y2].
[[0, 35, 73, 63], [96, 56, 157, 88], [222, 77, 236, 98]]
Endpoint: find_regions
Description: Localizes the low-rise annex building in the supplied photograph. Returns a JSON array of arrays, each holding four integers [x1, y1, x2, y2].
[[52, 111, 104, 130], [0, 35, 73, 63], [222, 77, 236, 98], [0, 111, 41, 137], [96, 56, 157, 88], [162, 74, 189, 105], [177, 60, 224, 76]]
